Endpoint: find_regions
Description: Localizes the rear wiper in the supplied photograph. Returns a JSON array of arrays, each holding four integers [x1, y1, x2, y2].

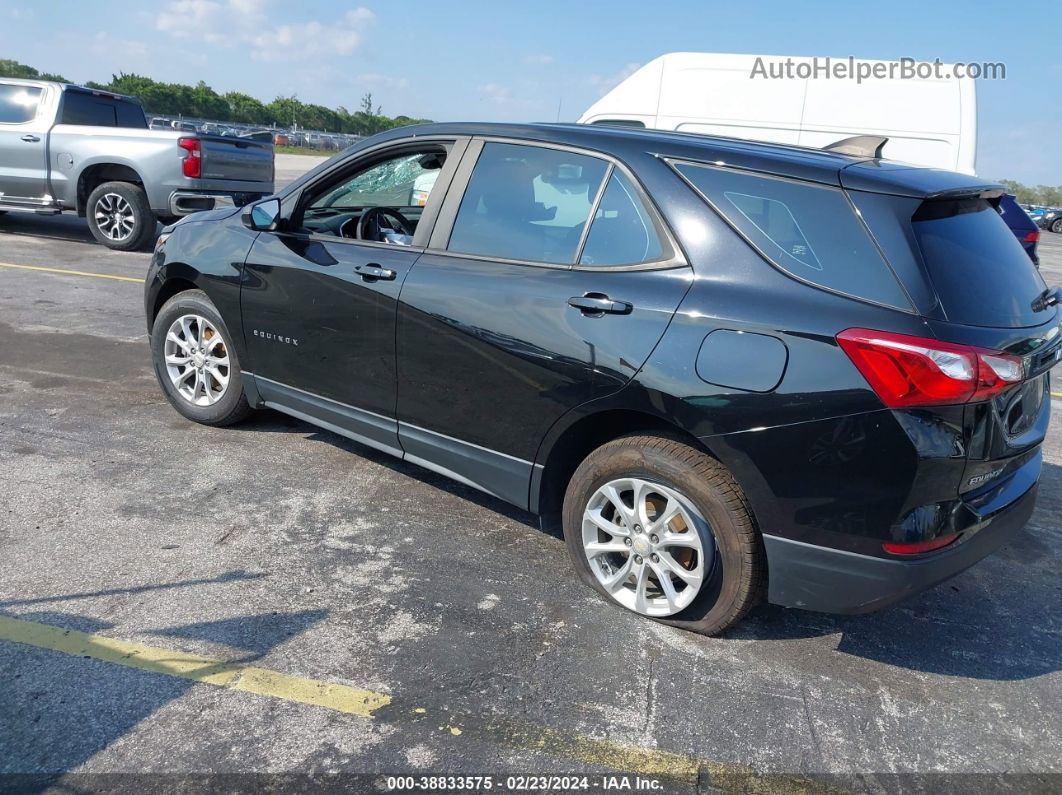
[[1031, 286, 1061, 313]]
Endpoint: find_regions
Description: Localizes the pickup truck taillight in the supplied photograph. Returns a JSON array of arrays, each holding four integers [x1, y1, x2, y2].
[[178, 137, 201, 178], [836, 328, 1024, 408]]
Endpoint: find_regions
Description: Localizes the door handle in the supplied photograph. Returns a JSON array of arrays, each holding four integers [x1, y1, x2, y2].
[[567, 293, 633, 315], [354, 263, 396, 281], [20, 135, 40, 143]]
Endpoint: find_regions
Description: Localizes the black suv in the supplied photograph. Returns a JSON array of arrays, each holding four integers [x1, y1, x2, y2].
[[145, 123, 1059, 635]]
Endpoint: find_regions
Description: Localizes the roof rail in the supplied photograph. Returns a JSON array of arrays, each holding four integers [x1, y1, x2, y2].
[[822, 135, 888, 159]]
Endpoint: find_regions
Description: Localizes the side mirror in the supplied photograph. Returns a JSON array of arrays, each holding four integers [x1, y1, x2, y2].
[[242, 197, 281, 231]]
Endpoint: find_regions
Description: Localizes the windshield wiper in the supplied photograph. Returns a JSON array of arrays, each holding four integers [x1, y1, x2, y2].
[[1031, 286, 1061, 313]]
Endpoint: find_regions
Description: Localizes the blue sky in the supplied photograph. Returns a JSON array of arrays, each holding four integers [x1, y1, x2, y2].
[[2, 0, 1058, 182]]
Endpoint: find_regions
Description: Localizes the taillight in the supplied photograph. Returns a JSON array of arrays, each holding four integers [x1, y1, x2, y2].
[[178, 137, 201, 178], [836, 328, 1024, 408], [883, 533, 959, 555], [1023, 229, 1040, 244]]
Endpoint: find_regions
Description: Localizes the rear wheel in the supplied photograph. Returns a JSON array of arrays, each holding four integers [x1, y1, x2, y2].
[[1052, 218, 1062, 234], [151, 290, 251, 426], [86, 181, 157, 251], [562, 434, 764, 636]]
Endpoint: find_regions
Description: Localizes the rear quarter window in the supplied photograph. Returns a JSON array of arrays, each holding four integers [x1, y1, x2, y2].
[[672, 161, 912, 311], [60, 92, 147, 129]]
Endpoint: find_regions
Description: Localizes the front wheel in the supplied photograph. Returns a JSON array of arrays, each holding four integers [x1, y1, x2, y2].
[[1052, 218, 1062, 234], [562, 435, 765, 636], [151, 290, 251, 426], [86, 181, 157, 251]]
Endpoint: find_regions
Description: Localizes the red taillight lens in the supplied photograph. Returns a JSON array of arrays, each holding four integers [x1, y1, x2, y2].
[[178, 137, 201, 178], [836, 328, 1024, 408], [883, 533, 959, 555], [1023, 229, 1040, 244]]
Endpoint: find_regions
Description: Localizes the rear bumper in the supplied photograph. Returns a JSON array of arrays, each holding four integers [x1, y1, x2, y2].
[[763, 454, 1040, 614], [168, 190, 267, 216]]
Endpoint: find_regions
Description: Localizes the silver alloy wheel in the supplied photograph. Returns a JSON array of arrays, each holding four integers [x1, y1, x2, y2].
[[582, 477, 713, 617], [94, 192, 136, 242], [163, 314, 231, 406]]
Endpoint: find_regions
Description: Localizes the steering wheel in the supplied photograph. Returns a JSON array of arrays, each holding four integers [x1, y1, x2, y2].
[[355, 207, 414, 241]]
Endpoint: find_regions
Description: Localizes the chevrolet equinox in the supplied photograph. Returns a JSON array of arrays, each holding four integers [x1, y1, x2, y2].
[[145, 123, 1060, 635]]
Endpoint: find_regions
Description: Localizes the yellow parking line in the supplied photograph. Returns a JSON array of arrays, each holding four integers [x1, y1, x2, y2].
[[1053, 392, 1062, 398], [0, 261, 142, 283], [0, 614, 390, 717]]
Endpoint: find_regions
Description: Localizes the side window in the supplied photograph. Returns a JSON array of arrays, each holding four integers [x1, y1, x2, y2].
[[674, 162, 911, 310], [578, 170, 665, 266], [447, 142, 608, 265], [309, 151, 444, 211], [60, 92, 116, 126], [0, 84, 42, 124]]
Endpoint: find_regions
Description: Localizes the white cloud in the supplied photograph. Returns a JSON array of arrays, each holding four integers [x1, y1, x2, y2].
[[249, 8, 374, 61], [357, 73, 410, 90], [89, 32, 149, 60], [587, 62, 641, 95], [154, 1, 373, 61], [478, 83, 513, 104], [522, 54, 554, 66]]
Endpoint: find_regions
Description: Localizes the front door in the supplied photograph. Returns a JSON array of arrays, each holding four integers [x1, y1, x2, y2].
[[396, 139, 692, 506], [240, 139, 465, 456], [0, 82, 50, 203]]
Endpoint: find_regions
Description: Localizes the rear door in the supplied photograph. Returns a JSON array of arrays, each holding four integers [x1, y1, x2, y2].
[[0, 82, 49, 203], [395, 138, 691, 507]]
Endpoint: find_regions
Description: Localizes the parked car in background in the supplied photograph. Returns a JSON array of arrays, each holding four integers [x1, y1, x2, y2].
[[145, 122, 1058, 635], [579, 52, 978, 173], [149, 116, 171, 130], [1038, 207, 1062, 234], [0, 79, 275, 250], [999, 194, 1040, 266], [171, 120, 197, 133]]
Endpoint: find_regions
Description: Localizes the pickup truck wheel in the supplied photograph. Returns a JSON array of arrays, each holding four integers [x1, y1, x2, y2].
[[86, 181, 157, 251], [151, 289, 252, 426], [562, 434, 765, 636]]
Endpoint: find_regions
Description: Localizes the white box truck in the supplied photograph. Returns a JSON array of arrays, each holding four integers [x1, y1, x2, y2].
[[578, 53, 977, 174]]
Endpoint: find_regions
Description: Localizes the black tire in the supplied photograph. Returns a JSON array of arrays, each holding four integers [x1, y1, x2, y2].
[[151, 289, 252, 426], [86, 181, 157, 251], [562, 434, 765, 636], [1052, 218, 1062, 234]]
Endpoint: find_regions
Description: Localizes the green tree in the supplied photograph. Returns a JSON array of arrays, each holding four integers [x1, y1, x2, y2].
[[0, 59, 67, 82], [223, 91, 267, 125], [0, 60, 432, 135]]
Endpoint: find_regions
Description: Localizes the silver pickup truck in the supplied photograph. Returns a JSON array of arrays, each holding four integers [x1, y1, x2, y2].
[[0, 79, 274, 250]]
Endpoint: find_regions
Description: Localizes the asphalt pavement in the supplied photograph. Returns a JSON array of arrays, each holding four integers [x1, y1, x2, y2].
[[0, 154, 1059, 793]]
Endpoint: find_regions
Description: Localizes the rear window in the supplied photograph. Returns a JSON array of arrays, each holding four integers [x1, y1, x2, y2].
[[0, 83, 41, 123], [912, 198, 1047, 328], [578, 170, 665, 266], [674, 162, 912, 310], [60, 91, 147, 128]]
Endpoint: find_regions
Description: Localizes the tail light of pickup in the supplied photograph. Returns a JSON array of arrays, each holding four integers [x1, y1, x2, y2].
[[178, 137, 202, 178]]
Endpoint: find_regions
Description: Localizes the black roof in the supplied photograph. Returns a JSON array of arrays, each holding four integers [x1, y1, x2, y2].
[[307, 121, 1002, 199]]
